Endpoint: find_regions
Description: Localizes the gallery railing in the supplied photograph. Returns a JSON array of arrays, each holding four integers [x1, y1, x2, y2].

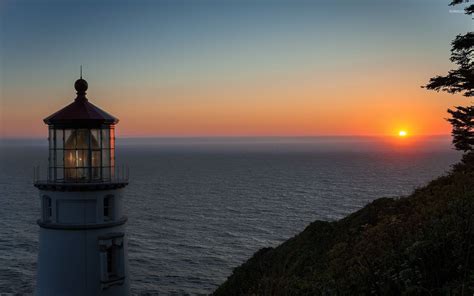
[[33, 165, 129, 185]]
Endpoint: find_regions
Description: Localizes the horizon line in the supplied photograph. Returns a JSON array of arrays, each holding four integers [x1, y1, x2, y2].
[[0, 134, 452, 140]]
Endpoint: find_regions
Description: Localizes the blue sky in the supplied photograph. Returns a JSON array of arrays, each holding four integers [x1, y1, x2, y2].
[[0, 0, 472, 137]]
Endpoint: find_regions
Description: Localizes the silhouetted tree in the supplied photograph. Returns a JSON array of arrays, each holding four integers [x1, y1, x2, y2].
[[425, 1, 474, 151], [447, 106, 474, 151]]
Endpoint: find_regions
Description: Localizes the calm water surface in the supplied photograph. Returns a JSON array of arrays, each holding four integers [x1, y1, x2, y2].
[[0, 137, 461, 295]]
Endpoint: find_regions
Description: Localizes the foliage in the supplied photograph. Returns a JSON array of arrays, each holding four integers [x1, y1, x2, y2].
[[425, 1, 474, 151], [450, 0, 474, 15], [213, 154, 474, 296], [447, 105, 474, 151], [425, 32, 474, 97]]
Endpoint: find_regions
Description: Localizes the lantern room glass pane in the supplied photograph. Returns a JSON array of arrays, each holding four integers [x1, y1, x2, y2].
[[48, 126, 116, 183], [55, 150, 63, 167], [65, 129, 75, 149], [102, 149, 110, 167], [65, 168, 76, 180], [92, 150, 101, 167], [55, 129, 64, 149], [56, 167, 63, 180], [103, 166, 110, 179], [91, 129, 100, 149], [92, 167, 101, 180], [65, 149, 75, 169], [76, 168, 87, 180], [49, 129, 54, 149], [77, 150, 90, 167], [76, 129, 89, 149], [102, 129, 110, 149], [49, 148, 53, 161]]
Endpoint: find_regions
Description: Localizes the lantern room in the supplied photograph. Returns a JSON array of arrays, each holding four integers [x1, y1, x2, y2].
[[44, 78, 118, 183]]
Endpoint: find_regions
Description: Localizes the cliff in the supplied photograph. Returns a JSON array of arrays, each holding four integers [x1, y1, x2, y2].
[[214, 153, 474, 295]]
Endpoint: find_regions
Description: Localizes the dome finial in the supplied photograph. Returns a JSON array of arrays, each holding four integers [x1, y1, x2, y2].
[[74, 65, 88, 98]]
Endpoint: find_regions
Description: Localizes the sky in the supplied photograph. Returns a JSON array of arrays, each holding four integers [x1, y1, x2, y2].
[[0, 0, 473, 138]]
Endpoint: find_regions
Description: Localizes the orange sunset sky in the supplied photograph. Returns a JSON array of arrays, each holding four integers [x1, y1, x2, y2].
[[0, 0, 472, 138]]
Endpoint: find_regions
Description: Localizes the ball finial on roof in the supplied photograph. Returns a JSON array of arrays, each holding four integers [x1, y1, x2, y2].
[[74, 78, 88, 95]]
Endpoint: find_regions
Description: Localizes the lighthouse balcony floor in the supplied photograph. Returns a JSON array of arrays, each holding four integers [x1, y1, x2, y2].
[[33, 165, 129, 191], [37, 216, 128, 230], [34, 179, 129, 191]]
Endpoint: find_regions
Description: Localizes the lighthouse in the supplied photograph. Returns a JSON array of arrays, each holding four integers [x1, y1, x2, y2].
[[34, 77, 130, 296]]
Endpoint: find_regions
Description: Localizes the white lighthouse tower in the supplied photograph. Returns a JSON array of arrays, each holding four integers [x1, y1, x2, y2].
[[34, 77, 130, 296]]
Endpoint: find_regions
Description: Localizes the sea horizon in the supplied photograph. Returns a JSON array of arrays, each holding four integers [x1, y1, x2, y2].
[[0, 134, 454, 148]]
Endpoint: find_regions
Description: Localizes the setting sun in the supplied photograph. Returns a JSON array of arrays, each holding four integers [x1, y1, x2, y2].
[[399, 130, 408, 137]]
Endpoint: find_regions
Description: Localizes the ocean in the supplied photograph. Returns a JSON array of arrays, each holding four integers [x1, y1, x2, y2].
[[0, 136, 461, 295]]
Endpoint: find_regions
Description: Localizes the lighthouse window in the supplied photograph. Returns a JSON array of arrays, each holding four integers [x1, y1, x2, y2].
[[43, 196, 52, 222], [99, 233, 125, 288], [103, 195, 113, 221], [106, 247, 117, 276]]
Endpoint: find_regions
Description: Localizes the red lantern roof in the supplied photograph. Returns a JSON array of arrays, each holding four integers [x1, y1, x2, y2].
[[44, 78, 118, 127]]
